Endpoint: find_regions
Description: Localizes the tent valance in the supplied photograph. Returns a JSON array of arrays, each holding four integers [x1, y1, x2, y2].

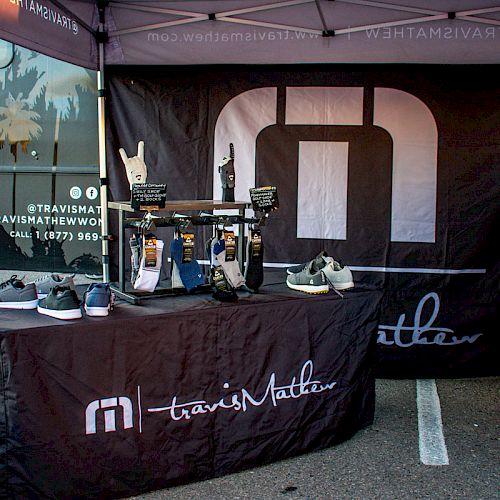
[[1, 1, 499, 69]]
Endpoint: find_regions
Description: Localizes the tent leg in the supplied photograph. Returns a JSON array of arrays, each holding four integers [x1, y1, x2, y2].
[[97, 43, 110, 283]]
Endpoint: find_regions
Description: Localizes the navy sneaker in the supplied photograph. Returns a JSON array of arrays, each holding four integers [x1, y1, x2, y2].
[[37, 286, 82, 320], [84, 283, 114, 317]]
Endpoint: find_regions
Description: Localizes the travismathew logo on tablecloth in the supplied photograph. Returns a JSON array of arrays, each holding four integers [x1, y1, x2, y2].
[[377, 292, 483, 347], [84, 360, 337, 434]]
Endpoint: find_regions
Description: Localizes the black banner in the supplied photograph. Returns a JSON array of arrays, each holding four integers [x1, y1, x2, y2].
[[106, 64, 500, 377]]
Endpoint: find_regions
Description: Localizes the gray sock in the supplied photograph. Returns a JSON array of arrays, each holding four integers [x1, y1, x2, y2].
[[215, 250, 245, 288]]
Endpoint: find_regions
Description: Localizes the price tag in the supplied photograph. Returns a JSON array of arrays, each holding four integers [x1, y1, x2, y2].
[[250, 229, 262, 257], [223, 231, 236, 261], [131, 183, 167, 211], [143, 236, 157, 267], [181, 233, 195, 263], [249, 186, 279, 213]]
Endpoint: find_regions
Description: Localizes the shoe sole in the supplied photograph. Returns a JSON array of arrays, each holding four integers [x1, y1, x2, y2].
[[37, 306, 82, 320], [286, 281, 329, 294], [0, 299, 39, 310], [84, 305, 110, 317]]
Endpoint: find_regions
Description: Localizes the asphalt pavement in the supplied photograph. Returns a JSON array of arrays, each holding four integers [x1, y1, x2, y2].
[[128, 377, 499, 500]]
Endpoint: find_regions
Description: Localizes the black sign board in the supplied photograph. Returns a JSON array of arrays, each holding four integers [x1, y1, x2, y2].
[[131, 183, 167, 211], [249, 186, 279, 213]]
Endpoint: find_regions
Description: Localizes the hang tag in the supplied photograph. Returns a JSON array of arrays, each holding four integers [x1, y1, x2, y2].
[[250, 229, 262, 257], [144, 236, 157, 267], [224, 231, 236, 261], [182, 233, 195, 263], [212, 265, 229, 292]]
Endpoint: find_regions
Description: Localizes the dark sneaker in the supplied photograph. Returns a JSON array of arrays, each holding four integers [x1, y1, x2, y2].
[[0, 275, 39, 309], [84, 283, 114, 317], [37, 286, 82, 320], [286, 261, 329, 294], [32, 273, 75, 298]]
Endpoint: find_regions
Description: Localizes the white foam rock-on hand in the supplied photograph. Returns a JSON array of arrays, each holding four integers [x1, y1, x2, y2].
[[119, 141, 148, 187]]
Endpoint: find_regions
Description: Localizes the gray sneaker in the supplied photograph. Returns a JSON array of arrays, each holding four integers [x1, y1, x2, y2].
[[322, 261, 354, 290], [32, 273, 75, 298], [286, 261, 329, 294], [287, 251, 333, 275], [0, 275, 39, 309]]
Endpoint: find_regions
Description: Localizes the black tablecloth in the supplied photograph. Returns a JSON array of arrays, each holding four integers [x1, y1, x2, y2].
[[0, 283, 382, 499]]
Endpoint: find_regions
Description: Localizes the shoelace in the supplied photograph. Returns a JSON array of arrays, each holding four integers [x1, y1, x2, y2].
[[0, 276, 16, 289], [0, 275, 23, 289], [34, 274, 52, 283]]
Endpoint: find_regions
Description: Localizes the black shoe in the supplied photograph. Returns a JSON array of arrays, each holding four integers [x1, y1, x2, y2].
[[37, 286, 82, 320]]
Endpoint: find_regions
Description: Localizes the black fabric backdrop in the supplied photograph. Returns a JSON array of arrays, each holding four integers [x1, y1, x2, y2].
[[105, 64, 499, 378], [0, 286, 380, 498]]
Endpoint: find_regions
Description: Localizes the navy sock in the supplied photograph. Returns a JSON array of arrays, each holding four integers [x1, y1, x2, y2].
[[170, 237, 205, 293]]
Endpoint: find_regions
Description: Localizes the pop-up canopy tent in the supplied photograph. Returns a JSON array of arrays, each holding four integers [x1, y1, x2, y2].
[[0, 1, 499, 379], [2, 0, 500, 69], [1, 0, 499, 280], [0, 6, 499, 499]]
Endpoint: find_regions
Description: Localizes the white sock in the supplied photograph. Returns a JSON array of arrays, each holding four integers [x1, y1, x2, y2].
[[134, 240, 164, 292]]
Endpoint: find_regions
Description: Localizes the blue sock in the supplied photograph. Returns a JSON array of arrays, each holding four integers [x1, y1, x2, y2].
[[170, 237, 205, 293]]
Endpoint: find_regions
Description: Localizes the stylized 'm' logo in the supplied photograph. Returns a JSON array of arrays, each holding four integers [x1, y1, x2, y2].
[[214, 86, 438, 243], [85, 396, 133, 434]]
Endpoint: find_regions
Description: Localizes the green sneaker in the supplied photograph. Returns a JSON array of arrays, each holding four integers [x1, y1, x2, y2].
[[37, 286, 82, 320]]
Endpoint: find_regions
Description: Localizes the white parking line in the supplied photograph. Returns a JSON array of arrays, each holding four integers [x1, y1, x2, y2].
[[416, 379, 449, 465]]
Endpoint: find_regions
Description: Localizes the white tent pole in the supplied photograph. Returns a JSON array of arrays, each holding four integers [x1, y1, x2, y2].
[[97, 16, 110, 283]]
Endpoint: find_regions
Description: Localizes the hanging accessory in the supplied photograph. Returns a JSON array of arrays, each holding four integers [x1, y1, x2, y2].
[[133, 239, 164, 292], [218, 143, 235, 202], [213, 233, 245, 289], [244, 227, 264, 292], [211, 265, 238, 302], [170, 229, 205, 293]]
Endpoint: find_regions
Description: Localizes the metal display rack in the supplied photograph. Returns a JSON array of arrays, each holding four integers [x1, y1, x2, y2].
[[108, 200, 251, 304]]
